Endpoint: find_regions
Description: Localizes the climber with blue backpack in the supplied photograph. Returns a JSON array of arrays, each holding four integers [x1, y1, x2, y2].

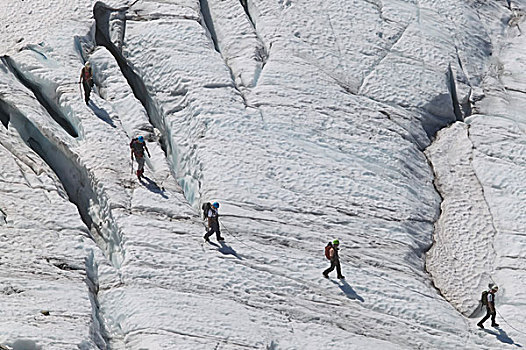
[[130, 135, 151, 180], [203, 201, 224, 242], [323, 239, 345, 279]]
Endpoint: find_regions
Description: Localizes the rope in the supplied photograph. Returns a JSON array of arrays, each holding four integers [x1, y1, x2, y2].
[[203, 202, 526, 343], [219, 218, 450, 303], [218, 220, 306, 262], [340, 254, 449, 303], [487, 276, 526, 335]]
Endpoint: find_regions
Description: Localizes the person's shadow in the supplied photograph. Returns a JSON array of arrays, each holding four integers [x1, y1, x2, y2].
[[206, 241, 242, 260], [483, 327, 522, 347], [89, 101, 116, 128], [141, 176, 168, 199], [330, 279, 364, 302]]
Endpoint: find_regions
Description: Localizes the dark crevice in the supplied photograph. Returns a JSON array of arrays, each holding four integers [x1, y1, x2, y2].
[[94, 2, 202, 207], [1, 285, 24, 295], [1, 56, 79, 138], [0, 208, 6, 225], [199, 0, 242, 91], [0, 93, 113, 349], [199, 0, 221, 53], [0, 74, 123, 265], [454, 48, 473, 118], [239, 0, 269, 78], [504, 86, 526, 94], [0, 100, 10, 129], [94, 2, 170, 156], [198, 0, 267, 93], [446, 63, 463, 122], [127, 11, 200, 22], [240, 0, 251, 22], [85, 252, 110, 349]]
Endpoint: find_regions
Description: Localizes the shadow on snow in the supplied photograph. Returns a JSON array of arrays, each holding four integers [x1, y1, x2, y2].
[[140, 176, 168, 199], [483, 327, 522, 347], [206, 241, 242, 260], [88, 100, 116, 128], [330, 279, 364, 302]]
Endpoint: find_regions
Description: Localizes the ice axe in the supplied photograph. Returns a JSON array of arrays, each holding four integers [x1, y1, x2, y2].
[[78, 81, 83, 101]]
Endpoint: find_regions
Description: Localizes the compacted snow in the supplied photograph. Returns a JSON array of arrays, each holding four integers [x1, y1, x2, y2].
[[0, 0, 525, 349]]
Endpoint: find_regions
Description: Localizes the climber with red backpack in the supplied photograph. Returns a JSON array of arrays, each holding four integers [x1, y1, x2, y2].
[[79, 61, 94, 105], [323, 239, 345, 279]]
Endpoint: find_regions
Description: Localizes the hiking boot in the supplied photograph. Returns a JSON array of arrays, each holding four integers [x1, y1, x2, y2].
[[492, 323, 499, 327], [217, 237, 225, 241], [477, 322, 484, 329], [203, 235, 210, 243], [322, 273, 329, 279], [337, 275, 345, 279]]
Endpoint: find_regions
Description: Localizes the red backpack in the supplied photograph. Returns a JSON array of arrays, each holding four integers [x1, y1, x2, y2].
[[324, 243, 333, 260]]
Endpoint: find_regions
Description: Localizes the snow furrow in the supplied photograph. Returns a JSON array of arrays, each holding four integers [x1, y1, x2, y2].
[[94, 2, 171, 170], [446, 63, 463, 122], [200, 0, 266, 90], [94, 1, 205, 208], [0, 85, 124, 270], [2, 56, 79, 138], [0, 97, 110, 348]]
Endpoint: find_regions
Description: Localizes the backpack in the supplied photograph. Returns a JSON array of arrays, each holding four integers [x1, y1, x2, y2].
[[324, 243, 333, 260], [130, 138, 145, 157], [481, 291, 489, 305], [82, 66, 93, 83], [202, 202, 211, 220]]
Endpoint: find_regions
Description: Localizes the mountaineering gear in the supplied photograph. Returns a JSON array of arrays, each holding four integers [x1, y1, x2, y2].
[[323, 241, 344, 279], [203, 202, 224, 242], [481, 291, 489, 305], [213, 202, 219, 208], [130, 137, 151, 180], [80, 62, 94, 105], [202, 202, 212, 220], [478, 285, 499, 329], [324, 242, 333, 260]]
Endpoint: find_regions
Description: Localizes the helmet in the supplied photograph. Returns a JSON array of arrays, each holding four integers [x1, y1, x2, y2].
[[138, 136, 144, 143], [85, 61, 91, 67], [212, 202, 219, 208], [491, 285, 499, 291], [333, 239, 339, 245]]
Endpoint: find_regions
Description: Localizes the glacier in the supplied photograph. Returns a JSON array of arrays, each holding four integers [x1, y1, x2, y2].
[[0, 0, 525, 349]]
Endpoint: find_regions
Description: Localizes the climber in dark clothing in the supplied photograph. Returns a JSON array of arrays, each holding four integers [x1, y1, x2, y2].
[[478, 284, 499, 328], [79, 61, 94, 105], [323, 240, 345, 279], [130, 135, 151, 180], [204, 202, 224, 242]]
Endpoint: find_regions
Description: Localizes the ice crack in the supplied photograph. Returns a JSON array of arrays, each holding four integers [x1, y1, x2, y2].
[[1, 56, 79, 138]]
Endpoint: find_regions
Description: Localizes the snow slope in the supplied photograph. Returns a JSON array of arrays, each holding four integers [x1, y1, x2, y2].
[[426, 0, 526, 344], [0, 0, 524, 349]]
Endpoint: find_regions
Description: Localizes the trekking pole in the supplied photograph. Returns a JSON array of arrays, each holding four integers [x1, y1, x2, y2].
[[78, 81, 82, 101]]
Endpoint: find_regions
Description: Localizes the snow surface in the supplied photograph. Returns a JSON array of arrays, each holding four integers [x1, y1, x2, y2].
[[0, 0, 525, 349]]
